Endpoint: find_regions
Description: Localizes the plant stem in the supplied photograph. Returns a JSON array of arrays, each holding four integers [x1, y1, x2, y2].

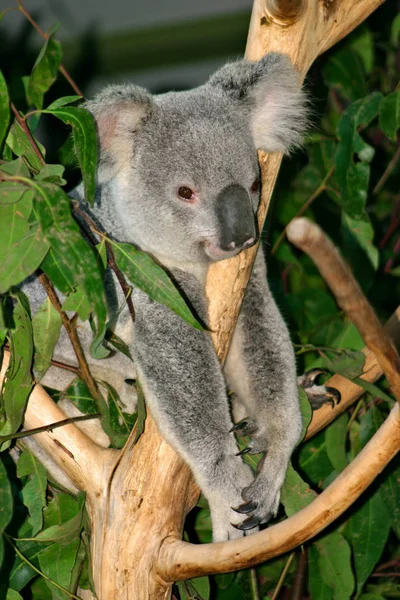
[[271, 165, 335, 256], [16, 0, 83, 97], [290, 549, 307, 600], [0, 414, 101, 442], [38, 273, 102, 406], [10, 102, 45, 166], [249, 567, 260, 600], [373, 143, 400, 195], [271, 552, 295, 600]]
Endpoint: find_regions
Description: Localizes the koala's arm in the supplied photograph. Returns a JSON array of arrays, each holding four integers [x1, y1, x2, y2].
[[224, 248, 302, 527], [130, 273, 254, 542]]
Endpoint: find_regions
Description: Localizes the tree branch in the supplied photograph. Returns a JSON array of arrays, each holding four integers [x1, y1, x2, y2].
[[286, 218, 400, 403], [0, 352, 116, 493], [159, 403, 400, 581]]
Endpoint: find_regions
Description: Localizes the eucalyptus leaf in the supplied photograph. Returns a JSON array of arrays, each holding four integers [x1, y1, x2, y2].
[[280, 462, 317, 517], [17, 449, 48, 536], [325, 413, 348, 472], [335, 93, 382, 218], [32, 297, 62, 380], [38, 538, 81, 600], [6, 121, 45, 172], [323, 48, 367, 102], [27, 23, 62, 109], [313, 531, 354, 600], [349, 488, 391, 595], [46, 95, 82, 110], [0, 455, 13, 566], [111, 241, 203, 330], [34, 164, 66, 185], [379, 91, 400, 142], [0, 69, 10, 150], [42, 107, 97, 204], [0, 290, 33, 449]]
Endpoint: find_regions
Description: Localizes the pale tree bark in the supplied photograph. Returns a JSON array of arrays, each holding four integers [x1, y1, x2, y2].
[[9, 0, 394, 597]]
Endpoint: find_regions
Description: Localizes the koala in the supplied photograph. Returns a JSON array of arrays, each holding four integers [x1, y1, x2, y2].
[[24, 53, 313, 542]]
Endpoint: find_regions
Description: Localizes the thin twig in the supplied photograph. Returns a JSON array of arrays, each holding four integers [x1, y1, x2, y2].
[[373, 143, 400, 195], [249, 567, 260, 600], [383, 233, 400, 274], [0, 414, 101, 443], [287, 218, 400, 404], [16, 0, 83, 97], [272, 165, 335, 256], [38, 273, 102, 405], [290, 549, 307, 600], [10, 102, 45, 166], [271, 552, 295, 600], [379, 196, 400, 249]]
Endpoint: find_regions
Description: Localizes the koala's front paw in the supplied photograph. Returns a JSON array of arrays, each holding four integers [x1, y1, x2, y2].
[[206, 456, 255, 542], [298, 369, 341, 410]]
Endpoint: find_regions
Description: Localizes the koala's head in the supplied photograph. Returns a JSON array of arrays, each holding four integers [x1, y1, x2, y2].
[[85, 53, 307, 268]]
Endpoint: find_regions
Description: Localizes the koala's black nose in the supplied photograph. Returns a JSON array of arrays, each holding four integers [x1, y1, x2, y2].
[[216, 185, 257, 251]]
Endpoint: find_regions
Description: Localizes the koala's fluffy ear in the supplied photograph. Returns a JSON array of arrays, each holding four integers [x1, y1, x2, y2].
[[84, 85, 155, 183], [207, 53, 308, 154]]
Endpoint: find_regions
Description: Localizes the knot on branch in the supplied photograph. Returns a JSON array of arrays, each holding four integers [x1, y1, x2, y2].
[[263, 0, 306, 26]]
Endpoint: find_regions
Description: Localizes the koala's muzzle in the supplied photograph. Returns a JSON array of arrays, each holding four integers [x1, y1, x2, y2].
[[216, 185, 257, 251]]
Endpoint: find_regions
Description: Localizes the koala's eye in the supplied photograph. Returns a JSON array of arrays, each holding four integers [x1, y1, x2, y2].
[[178, 186, 195, 201], [251, 179, 260, 193]]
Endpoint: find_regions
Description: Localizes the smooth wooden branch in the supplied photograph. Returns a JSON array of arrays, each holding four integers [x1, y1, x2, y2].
[[287, 218, 400, 403], [159, 402, 400, 581], [0, 353, 116, 494]]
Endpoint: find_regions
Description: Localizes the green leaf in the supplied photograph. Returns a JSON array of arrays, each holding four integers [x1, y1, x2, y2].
[[379, 91, 400, 142], [98, 380, 136, 448], [280, 463, 317, 517], [325, 413, 348, 472], [30, 181, 107, 347], [328, 349, 366, 379], [46, 95, 82, 110], [323, 48, 367, 102], [62, 286, 91, 321], [17, 449, 48, 536], [6, 120, 45, 171], [308, 545, 334, 600], [341, 213, 379, 284], [35, 507, 83, 545], [63, 379, 98, 415], [111, 241, 203, 330], [6, 591, 23, 600], [0, 455, 13, 565], [381, 461, 400, 540], [299, 431, 334, 485], [335, 93, 382, 218], [352, 378, 394, 405], [347, 26, 374, 74], [32, 297, 62, 380], [391, 13, 400, 45], [42, 107, 97, 204], [34, 164, 66, 185], [349, 488, 391, 595], [27, 23, 62, 109], [0, 184, 49, 293], [0, 290, 34, 449], [0, 69, 10, 150], [0, 156, 31, 178], [38, 538, 81, 599], [313, 531, 354, 600]]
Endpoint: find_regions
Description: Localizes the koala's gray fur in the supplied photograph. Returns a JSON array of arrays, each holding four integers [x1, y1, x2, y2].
[[24, 53, 308, 541]]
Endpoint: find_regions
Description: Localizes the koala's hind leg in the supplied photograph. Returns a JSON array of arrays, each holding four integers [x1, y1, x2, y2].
[[224, 249, 302, 529]]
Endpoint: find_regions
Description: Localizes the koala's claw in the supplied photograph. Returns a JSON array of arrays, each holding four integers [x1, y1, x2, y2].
[[298, 369, 341, 410], [236, 446, 252, 456], [232, 514, 262, 531], [232, 500, 257, 514], [230, 417, 258, 436]]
